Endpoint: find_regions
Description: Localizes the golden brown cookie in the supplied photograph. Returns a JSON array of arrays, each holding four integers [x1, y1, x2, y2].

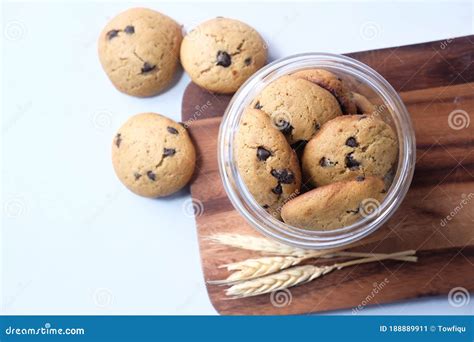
[[281, 176, 386, 230], [235, 108, 301, 219], [302, 115, 398, 186], [112, 113, 195, 197], [251, 75, 342, 145], [180, 17, 267, 94], [292, 69, 357, 114], [98, 8, 182, 97], [352, 92, 377, 114]]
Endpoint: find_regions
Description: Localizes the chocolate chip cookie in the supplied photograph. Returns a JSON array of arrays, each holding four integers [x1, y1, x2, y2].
[[302, 115, 398, 186], [180, 17, 267, 94], [281, 176, 386, 230], [352, 92, 377, 114], [98, 8, 183, 97], [235, 108, 301, 218], [251, 75, 342, 145], [292, 69, 357, 114], [112, 113, 195, 197]]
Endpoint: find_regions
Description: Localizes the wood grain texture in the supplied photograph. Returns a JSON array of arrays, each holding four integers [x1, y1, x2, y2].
[[182, 36, 474, 315]]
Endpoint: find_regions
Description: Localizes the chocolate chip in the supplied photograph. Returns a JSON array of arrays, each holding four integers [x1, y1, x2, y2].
[[291, 140, 307, 151], [244, 57, 252, 66], [262, 204, 270, 209], [355, 175, 365, 182], [141, 62, 156, 73], [272, 183, 282, 195], [134, 172, 142, 180], [254, 101, 263, 110], [271, 169, 295, 184], [315, 123, 321, 130], [146, 171, 156, 181], [216, 51, 231, 67], [107, 29, 120, 40], [319, 157, 335, 167], [346, 137, 359, 147], [257, 146, 272, 161], [163, 148, 176, 157], [124, 25, 135, 34], [345, 152, 360, 170], [358, 115, 368, 120], [167, 126, 179, 135], [346, 208, 360, 214], [115, 133, 122, 147]]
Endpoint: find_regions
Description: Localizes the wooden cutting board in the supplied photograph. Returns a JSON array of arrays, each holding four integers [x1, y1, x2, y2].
[[182, 36, 474, 315]]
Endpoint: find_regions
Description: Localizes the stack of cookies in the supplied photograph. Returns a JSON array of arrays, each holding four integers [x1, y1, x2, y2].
[[99, 8, 268, 198], [236, 70, 398, 230]]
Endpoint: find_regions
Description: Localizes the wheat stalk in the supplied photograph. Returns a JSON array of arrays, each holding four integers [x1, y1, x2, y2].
[[206, 233, 315, 257], [225, 251, 416, 298], [210, 250, 417, 285]]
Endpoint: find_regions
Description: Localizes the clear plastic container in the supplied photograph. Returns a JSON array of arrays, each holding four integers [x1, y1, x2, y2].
[[218, 53, 416, 250]]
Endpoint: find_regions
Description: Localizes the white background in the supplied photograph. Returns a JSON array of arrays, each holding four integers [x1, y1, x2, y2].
[[2, 0, 473, 315]]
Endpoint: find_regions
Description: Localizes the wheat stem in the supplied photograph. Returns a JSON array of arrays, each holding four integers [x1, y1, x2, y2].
[[206, 233, 311, 257], [225, 251, 416, 299]]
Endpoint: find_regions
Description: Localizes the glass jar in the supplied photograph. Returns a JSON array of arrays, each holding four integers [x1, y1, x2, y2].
[[218, 53, 416, 250]]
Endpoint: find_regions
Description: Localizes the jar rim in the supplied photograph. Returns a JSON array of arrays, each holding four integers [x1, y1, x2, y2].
[[218, 52, 416, 249]]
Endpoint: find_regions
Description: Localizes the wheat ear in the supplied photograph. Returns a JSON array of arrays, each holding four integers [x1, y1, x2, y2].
[[225, 250, 416, 299], [210, 250, 416, 285]]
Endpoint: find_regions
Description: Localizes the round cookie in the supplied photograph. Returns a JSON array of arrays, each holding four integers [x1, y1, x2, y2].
[[251, 75, 342, 145], [180, 17, 267, 94], [98, 8, 183, 97], [302, 115, 398, 186], [112, 113, 195, 197], [352, 92, 377, 114], [292, 69, 357, 114], [281, 176, 386, 230], [236, 108, 301, 219]]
